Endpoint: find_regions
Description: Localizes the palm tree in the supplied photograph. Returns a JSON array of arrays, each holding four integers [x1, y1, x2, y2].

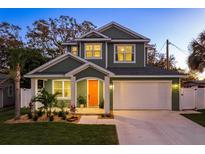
[[188, 31, 205, 72], [33, 89, 59, 119], [8, 48, 27, 119]]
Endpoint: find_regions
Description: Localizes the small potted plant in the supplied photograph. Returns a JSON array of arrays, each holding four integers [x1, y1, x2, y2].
[[77, 96, 86, 108]]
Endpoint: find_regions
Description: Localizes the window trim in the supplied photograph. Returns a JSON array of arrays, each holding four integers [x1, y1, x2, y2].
[[37, 80, 45, 91], [71, 46, 78, 56], [113, 44, 136, 64], [52, 79, 71, 100], [84, 43, 102, 59], [7, 84, 13, 97]]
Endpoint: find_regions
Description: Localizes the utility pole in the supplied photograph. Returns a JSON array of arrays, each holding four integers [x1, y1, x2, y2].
[[166, 39, 169, 70]]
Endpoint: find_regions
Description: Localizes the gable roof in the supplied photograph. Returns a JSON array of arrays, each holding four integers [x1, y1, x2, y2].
[[0, 73, 9, 85], [79, 30, 110, 39], [97, 21, 150, 41], [25, 52, 114, 78]]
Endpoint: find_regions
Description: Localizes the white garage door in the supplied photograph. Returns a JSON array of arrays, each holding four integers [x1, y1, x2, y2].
[[113, 81, 172, 110]]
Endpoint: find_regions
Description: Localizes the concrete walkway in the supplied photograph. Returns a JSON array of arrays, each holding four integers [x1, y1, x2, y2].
[[79, 111, 205, 145]]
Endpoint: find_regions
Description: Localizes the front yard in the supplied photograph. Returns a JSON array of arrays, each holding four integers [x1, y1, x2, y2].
[[0, 109, 118, 144], [181, 110, 205, 127]]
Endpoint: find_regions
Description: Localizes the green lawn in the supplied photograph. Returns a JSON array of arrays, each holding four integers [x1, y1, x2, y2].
[[0, 109, 119, 145], [181, 110, 205, 127]]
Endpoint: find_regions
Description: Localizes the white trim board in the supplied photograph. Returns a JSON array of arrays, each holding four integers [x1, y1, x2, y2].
[[65, 63, 114, 76], [113, 44, 136, 64], [84, 43, 103, 60]]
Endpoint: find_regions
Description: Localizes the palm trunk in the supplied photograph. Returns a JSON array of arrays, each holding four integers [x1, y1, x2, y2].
[[15, 64, 21, 120]]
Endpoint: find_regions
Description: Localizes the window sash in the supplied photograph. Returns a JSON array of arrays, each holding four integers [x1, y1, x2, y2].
[[115, 45, 135, 63], [71, 46, 78, 56], [53, 80, 71, 99], [85, 44, 102, 59]]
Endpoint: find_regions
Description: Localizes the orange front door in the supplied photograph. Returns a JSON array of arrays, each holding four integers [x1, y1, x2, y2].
[[88, 80, 99, 107]]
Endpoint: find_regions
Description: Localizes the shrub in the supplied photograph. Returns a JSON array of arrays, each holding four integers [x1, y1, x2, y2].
[[77, 96, 86, 107], [49, 115, 54, 121], [33, 114, 38, 121], [53, 110, 58, 115], [58, 111, 63, 117], [37, 108, 44, 117], [27, 112, 33, 119], [61, 113, 67, 120]]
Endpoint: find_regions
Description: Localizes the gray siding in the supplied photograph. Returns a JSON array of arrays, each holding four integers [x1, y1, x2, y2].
[[75, 67, 106, 80], [0, 80, 15, 108], [101, 26, 140, 39], [37, 56, 84, 74]]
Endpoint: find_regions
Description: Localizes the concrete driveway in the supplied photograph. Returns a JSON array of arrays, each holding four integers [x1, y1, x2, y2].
[[114, 110, 205, 145]]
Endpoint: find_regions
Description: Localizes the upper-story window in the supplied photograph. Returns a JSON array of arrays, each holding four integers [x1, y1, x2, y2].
[[114, 44, 136, 63], [71, 46, 78, 56], [85, 43, 102, 59]]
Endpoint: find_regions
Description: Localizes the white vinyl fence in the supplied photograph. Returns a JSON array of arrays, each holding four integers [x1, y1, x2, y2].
[[20, 88, 32, 107], [180, 87, 205, 110]]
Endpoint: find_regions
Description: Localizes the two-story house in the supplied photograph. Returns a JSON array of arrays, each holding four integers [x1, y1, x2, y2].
[[25, 22, 185, 114]]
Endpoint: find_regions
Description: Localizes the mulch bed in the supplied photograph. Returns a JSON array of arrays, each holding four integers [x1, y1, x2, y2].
[[5, 114, 81, 124]]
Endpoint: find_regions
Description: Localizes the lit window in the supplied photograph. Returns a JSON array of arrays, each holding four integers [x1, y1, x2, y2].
[[71, 46, 78, 56], [114, 44, 135, 63], [53, 80, 71, 99], [85, 43, 102, 59]]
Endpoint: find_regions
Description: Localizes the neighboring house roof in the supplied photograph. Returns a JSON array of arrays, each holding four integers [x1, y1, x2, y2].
[[108, 66, 186, 77], [183, 80, 205, 87], [0, 73, 9, 85]]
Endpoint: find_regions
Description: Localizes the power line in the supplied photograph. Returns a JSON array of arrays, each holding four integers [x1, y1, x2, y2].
[[169, 42, 189, 55], [158, 41, 166, 53]]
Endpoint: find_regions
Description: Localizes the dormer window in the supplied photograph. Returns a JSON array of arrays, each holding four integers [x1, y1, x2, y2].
[[71, 46, 78, 56], [114, 44, 136, 63], [85, 43, 102, 59]]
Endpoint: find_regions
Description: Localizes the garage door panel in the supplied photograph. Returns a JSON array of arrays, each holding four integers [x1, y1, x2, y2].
[[113, 81, 171, 110]]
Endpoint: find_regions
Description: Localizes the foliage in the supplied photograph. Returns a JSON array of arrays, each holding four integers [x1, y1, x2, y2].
[[37, 108, 45, 117], [188, 31, 205, 73], [57, 100, 66, 112], [0, 22, 23, 72], [77, 96, 86, 106], [32, 114, 38, 121], [49, 115, 54, 121], [8, 48, 29, 119], [99, 100, 104, 109], [27, 112, 33, 119], [33, 89, 59, 119], [147, 46, 176, 70], [26, 16, 96, 58], [20, 49, 48, 88]]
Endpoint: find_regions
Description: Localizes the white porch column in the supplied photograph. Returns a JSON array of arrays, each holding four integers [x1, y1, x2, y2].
[[104, 76, 110, 114], [31, 78, 37, 109], [71, 76, 76, 107]]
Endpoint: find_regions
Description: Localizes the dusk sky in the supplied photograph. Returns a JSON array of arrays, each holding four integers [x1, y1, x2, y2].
[[1, 8, 205, 76]]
